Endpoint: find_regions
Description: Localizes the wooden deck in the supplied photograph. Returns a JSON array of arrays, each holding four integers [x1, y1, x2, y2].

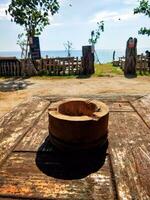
[[0, 95, 150, 200]]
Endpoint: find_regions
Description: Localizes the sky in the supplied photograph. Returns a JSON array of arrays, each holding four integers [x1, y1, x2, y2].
[[0, 0, 149, 51]]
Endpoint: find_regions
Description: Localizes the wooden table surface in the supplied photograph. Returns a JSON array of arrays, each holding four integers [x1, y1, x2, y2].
[[0, 95, 150, 200]]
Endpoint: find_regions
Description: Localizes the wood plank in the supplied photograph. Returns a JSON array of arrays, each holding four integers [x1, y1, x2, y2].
[[15, 111, 49, 152], [0, 97, 44, 127], [0, 152, 115, 200], [0, 97, 50, 165], [106, 102, 134, 112], [14, 102, 134, 152], [131, 94, 150, 128], [36, 95, 141, 103], [0, 198, 22, 200], [0, 198, 39, 200], [108, 112, 150, 200]]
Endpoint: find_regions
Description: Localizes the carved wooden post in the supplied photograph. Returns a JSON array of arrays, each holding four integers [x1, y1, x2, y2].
[[124, 37, 137, 76], [82, 45, 94, 75]]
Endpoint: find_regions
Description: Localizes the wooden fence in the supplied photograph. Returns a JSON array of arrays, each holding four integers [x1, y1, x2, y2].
[[35, 57, 83, 76], [136, 55, 150, 74], [0, 57, 83, 76], [0, 57, 22, 76], [116, 55, 150, 74]]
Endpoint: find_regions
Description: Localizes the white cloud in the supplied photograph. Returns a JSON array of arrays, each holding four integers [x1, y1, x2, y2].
[[50, 22, 63, 27], [0, 3, 10, 20], [116, 12, 137, 21], [59, 0, 68, 5], [48, 14, 63, 27], [123, 0, 138, 5], [89, 10, 139, 23], [89, 11, 118, 22]]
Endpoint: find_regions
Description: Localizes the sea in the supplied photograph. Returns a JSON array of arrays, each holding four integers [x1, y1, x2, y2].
[[0, 49, 148, 63]]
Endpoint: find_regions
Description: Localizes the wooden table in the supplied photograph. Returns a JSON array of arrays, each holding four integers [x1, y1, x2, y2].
[[0, 95, 150, 200]]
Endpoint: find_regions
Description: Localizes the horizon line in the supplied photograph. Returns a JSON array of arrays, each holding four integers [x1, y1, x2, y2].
[[0, 47, 149, 52]]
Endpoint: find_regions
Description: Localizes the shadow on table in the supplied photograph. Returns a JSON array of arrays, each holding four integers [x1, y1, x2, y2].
[[36, 136, 108, 180]]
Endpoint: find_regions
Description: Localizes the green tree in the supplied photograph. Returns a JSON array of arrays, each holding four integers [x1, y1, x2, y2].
[[134, 0, 150, 36], [17, 33, 27, 58], [6, 0, 60, 57], [89, 21, 104, 46], [89, 21, 104, 64], [64, 41, 73, 57]]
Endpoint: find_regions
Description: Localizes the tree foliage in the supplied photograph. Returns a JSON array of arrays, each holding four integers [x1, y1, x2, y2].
[[7, 0, 60, 36], [134, 0, 150, 36], [17, 33, 27, 58], [64, 41, 73, 57], [89, 21, 104, 45]]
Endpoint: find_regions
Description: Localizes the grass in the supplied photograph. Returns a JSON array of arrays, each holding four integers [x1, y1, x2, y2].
[[2, 63, 149, 80], [32, 74, 77, 80], [136, 71, 150, 77], [0, 77, 7, 80], [94, 63, 123, 77], [32, 63, 124, 80]]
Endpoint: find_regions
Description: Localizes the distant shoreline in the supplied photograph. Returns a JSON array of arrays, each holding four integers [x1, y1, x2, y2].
[[0, 48, 148, 63]]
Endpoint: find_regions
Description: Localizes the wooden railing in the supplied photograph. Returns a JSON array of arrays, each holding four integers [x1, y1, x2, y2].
[[136, 55, 150, 74], [0, 57, 22, 76], [35, 57, 83, 76], [117, 55, 150, 74], [0, 57, 83, 76]]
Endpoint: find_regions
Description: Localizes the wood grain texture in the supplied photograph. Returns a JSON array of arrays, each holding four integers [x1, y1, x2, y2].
[[14, 101, 134, 152], [0, 98, 150, 200], [41, 96, 141, 104], [106, 102, 134, 112], [48, 100, 134, 112], [0, 97, 50, 165], [108, 112, 150, 200], [14, 111, 49, 152], [131, 94, 150, 128], [0, 152, 115, 200]]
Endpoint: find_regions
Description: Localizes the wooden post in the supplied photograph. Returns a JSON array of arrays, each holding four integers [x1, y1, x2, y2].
[[124, 37, 137, 76], [139, 54, 142, 74], [63, 60, 65, 75], [82, 45, 94, 75], [144, 56, 146, 74], [0, 62, 1, 76], [71, 58, 74, 75], [76, 57, 79, 75], [48, 59, 51, 75], [68, 59, 70, 75], [56, 60, 59, 76]]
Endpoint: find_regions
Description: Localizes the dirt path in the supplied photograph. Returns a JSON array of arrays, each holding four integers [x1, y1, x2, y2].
[[0, 76, 150, 118]]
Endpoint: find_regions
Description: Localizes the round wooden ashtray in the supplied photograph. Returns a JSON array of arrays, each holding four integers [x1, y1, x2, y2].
[[48, 98, 109, 151]]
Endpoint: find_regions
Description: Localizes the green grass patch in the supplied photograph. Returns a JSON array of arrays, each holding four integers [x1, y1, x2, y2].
[[136, 71, 150, 77], [2, 63, 149, 80], [32, 63, 124, 80], [0, 76, 8, 80], [32, 74, 77, 80], [94, 63, 123, 77]]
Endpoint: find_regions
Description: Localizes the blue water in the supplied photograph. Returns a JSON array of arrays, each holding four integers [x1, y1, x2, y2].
[[0, 49, 147, 63]]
